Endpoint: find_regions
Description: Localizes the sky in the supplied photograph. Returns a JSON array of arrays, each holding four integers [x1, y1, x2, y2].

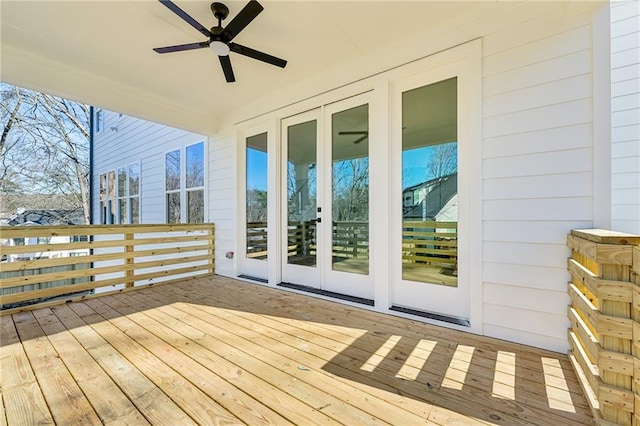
[[246, 144, 457, 193]]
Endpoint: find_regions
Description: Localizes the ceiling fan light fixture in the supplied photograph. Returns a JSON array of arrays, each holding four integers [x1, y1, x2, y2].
[[209, 40, 230, 56]]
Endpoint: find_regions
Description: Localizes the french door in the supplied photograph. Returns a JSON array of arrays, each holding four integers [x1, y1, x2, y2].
[[281, 93, 374, 299], [389, 59, 473, 322]]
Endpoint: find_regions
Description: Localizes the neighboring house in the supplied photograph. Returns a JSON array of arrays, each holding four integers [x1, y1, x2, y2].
[[403, 174, 457, 220], [4, 209, 88, 262], [4, 1, 639, 354]]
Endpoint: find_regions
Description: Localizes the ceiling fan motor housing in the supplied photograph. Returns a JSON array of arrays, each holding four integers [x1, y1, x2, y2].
[[211, 2, 229, 21]]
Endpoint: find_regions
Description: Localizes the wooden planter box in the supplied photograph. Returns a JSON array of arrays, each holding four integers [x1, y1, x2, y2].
[[568, 229, 640, 425]]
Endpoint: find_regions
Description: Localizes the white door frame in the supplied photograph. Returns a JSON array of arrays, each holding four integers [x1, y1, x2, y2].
[[322, 92, 375, 300], [387, 40, 482, 329], [237, 123, 270, 281], [280, 108, 324, 288]]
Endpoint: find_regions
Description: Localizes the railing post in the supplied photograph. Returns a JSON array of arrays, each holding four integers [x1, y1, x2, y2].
[[125, 232, 134, 288], [567, 229, 640, 425], [209, 224, 215, 275]]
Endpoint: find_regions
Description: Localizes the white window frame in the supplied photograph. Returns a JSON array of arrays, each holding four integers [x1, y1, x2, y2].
[[164, 141, 207, 224], [128, 162, 141, 224], [95, 109, 104, 133], [117, 166, 128, 224]]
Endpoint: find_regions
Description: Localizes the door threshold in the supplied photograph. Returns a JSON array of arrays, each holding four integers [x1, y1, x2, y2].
[[238, 274, 269, 284], [278, 282, 374, 306], [390, 305, 470, 327]]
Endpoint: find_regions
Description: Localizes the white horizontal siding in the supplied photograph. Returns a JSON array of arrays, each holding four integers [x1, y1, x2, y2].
[[92, 112, 207, 225], [480, 9, 597, 351], [88, 3, 612, 353], [206, 130, 237, 277], [611, 1, 640, 233], [483, 263, 571, 292]]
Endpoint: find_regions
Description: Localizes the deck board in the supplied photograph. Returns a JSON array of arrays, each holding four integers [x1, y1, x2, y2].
[[1, 275, 594, 425]]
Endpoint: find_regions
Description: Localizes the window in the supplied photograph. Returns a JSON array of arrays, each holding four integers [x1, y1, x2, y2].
[[99, 173, 107, 224], [95, 109, 104, 133], [246, 132, 268, 260], [165, 141, 205, 223], [401, 77, 458, 286], [186, 143, 205, 223], [117, 167, 127, 224], [128, 162, 140, 224], [107, 170, 116, 224], [165, 149, 181, 223], [99, 162, 140, 224]]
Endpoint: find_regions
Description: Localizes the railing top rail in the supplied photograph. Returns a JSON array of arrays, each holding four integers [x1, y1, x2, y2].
[[0, 223, 215, 238], [570, 229, 640, 245]]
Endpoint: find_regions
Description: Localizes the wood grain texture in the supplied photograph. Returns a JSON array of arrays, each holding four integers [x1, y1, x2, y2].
[[1, 275, 595, 425]]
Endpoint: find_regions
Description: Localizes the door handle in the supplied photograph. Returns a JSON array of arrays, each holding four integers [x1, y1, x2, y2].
[[311, 218, 322, 223]]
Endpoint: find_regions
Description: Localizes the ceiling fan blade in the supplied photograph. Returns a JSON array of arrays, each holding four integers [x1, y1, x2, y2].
[[158, 0, 212, 38], [223, 0, 263, 41], [229, 43, 287, 68], [153, 41, 209, 54], [338, 131, 368, 136], [219, 55, 236, 82], [352, 135, 368, 144]]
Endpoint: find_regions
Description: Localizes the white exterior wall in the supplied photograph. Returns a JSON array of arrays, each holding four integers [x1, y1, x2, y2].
[[611, 0, 640, 233], [92, 111, 207, 224], [480, 9, 597, 351], [92, 2, 613, 352]]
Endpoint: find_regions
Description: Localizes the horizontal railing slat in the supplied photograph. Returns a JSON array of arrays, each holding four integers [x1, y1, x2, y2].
[[1, 223, 215, 310]]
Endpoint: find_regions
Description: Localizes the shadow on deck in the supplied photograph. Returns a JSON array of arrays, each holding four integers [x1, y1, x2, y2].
[[1, 275, 593, 425]]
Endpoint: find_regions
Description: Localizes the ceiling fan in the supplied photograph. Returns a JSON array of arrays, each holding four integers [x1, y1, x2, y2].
[[153, 0, 287, 83], [339, 130, 368, 144]]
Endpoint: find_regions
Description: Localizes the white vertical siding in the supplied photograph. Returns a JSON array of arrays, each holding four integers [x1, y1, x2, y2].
[[611, 0, 640, 233], [481, 10, 596, 352]]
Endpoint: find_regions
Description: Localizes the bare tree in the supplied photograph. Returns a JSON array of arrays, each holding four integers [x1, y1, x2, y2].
[[332, 157, 369, 222], [1, 83, 90, 223], [427, 142, 457, 179]]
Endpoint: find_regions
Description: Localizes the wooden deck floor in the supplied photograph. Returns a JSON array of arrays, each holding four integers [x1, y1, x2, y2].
[[1, 275, 593, 425]]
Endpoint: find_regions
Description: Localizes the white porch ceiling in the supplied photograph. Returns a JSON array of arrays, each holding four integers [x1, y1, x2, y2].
[[1, 1, 494, 134]]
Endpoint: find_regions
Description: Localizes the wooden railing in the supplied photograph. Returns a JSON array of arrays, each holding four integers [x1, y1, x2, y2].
[[332, 221, 369, 259], [0, 223, 215, 312], [287, 221, 317, 258], [402, 220, 457, 269], [246, 221, 268, 259], [567, 229, 640, 425], [281, 220, 457, 267]]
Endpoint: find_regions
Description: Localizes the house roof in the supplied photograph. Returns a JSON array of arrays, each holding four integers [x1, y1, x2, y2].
[[7, 210, 85, 226], [403, 173, 457, 193], [1, 1, 540, 135]]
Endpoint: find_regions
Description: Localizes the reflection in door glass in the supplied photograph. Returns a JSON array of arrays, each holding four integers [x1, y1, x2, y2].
[[246, 133, 268, 260], [332, 104, 369, 275], [402, 77, 458, 286], [287, 120, 317, 267]]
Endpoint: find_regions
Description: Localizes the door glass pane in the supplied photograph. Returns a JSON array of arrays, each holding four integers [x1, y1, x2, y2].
[[332, 104, 369, 275], [246, 133, 268, 260], [287, 120, 317, 267], [402, 77, 458, 286]]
